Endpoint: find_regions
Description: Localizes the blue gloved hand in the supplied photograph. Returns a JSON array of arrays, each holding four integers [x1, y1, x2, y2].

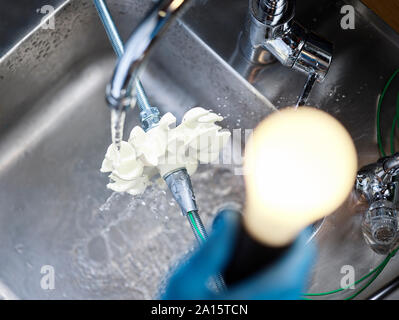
[[163, 209, 316, 300]]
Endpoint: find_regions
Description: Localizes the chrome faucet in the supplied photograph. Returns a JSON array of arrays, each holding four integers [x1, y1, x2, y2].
[[232, 0, 333, 104], [105, 0, 191, 116], [355, 155, 399, 255]]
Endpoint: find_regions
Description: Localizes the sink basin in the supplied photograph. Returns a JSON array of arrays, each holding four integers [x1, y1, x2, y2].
[[0, 0, 273, 299], [1, 0, 399, 299]]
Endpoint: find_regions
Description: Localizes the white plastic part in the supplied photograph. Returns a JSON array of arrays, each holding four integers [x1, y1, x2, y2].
[[101, 107, 231, 195]]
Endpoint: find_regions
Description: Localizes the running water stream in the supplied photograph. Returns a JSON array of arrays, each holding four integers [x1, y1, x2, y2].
[[295, 73, 317, 109], [110, 108, 126, 151]]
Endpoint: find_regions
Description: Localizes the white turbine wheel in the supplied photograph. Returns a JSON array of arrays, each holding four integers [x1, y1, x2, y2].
[[101, 107, 231, 195]]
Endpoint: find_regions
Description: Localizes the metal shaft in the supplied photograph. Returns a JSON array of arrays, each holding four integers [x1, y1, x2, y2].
[[367, 274, 399, 300], [106, 0, 191, 111], [93, 0, 153, 114]]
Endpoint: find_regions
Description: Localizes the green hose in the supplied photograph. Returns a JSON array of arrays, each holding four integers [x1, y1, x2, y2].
[[304, 247, 399, 299], [389, 92, 399, 155], [188, 211, 206, 242], [304, 266, 379, 297], [304, 70, 398, 300], [345, 247, 399, 300], [377, 69, 399, 157]]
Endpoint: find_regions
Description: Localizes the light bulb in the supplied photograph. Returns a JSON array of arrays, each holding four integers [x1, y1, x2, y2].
[[244, 107, 358, 247]]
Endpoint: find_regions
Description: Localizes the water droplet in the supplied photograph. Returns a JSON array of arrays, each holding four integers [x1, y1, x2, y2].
[[15, 244, 24, 254]]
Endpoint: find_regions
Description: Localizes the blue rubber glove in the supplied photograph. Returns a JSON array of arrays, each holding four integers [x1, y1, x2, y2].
[[162, 209, 317, 300]]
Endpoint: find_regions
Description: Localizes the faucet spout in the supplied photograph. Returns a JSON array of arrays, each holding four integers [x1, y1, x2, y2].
[[106, 0, 191, 112]]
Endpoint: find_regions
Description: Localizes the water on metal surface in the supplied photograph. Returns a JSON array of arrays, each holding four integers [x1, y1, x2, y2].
[[1, 0, 399, 299], [110, 109, 126, 151], [0, 0, 273, 299]]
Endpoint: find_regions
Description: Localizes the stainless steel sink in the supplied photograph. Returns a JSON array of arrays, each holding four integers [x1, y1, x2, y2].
[[0, 0, 273, 299], [0, 0, 399, 299]]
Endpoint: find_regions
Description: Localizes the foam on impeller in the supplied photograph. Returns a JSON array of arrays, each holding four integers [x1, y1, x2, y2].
[[101, 107, 231, 195]]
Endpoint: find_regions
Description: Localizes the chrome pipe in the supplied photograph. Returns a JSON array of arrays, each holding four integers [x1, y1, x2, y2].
[[93, 0, 161, 130], [106, 0, 191, 112], [235, 0, 333, 83]]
